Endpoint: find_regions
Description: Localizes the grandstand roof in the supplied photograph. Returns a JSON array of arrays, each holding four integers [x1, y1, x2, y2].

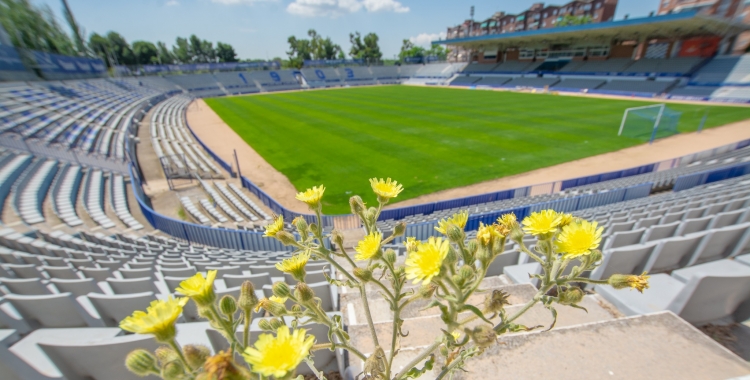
[[435, 11, 750, 49]]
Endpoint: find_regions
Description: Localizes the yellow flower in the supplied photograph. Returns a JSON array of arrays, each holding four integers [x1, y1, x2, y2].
[[497, 213, 517, 228], [203, 350, 248, 380], [404, 237, 420, 252], [355, 232, 382, 261], [476, 222, 499, 246], [405, 236, 450, 285], [120, 297, 188, 342], [254, 296, 288, 314], [559, 213, 575, 227], [264, 215, 284, 237], [555, 220, 603, 258], [369, 177, 404, 200], [243, 326, 315, 378], [275, 251, 310, 282], [450, 331, 461, 341], [435, 210, 469, 235], [295, 185, 325, 208], [608, 272, 650, 293], [522, 210, 562, 236], [176, 270, 217, 307]]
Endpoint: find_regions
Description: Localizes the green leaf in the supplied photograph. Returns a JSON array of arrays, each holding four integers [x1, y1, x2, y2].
[[402, 354, 435, 379], [459, 304, 493, 325]]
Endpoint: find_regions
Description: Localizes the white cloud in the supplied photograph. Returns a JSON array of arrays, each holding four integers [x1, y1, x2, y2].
[[165, 0, 179, 5], [409, 32, 446, 47], [287, 0, 408, 17], [211, 0, 276, 4], [362, 0, 408, 13]]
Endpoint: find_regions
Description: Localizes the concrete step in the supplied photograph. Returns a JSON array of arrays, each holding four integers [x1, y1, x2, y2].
[[348, 294, 620, 360], [341, 277, 531, 326]]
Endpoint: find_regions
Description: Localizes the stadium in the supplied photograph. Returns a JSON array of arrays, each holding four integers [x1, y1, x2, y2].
[[1, 0, 750, 378]]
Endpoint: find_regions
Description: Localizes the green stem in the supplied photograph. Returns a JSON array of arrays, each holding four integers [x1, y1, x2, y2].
[[243, 309, 251, 349], [460, 267, 486, 304], [517, 242, 544, 265], [208, 305, 244, 351], [167, 339, 194, 372], [359, 284, 380, 347], [569, 277, 609, 284], [435, 353, 466, 380], [393, 340, 441, 380], [370, 277, 395, 302]]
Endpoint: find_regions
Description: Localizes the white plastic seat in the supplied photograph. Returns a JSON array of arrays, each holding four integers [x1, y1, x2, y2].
[[107, 277, 159, 295], [40, 266, 79, 280], [79, 267, 111, 282], [735, 254, 750, 266], [590, 243, 657, 281], [604, 228, 646, 250], [503, 263, 542, 287], [49, 278, 100, 297], [676, 216, 713, 236], [671, 259, 750, 283], [160, 267, 197, 278], [484, 251, 521, 277], [3, 293, 102, 329], [642, 233, 707, 273], [4, 264, 40, 279], [0, 278, 51, 295], [119, 267, 155, 280], [687, 223, 750, 266], [223, 273, 271, 289], [641, 222, 680, 242], [165, 276, 192, 293], [87, 292, 158, 327]]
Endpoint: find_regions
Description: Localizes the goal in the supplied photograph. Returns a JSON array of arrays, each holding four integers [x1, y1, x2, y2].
[[618, 104, 682, 143]]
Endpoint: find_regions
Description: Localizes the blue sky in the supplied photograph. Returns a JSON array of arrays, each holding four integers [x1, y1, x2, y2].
[[33, 0, 661, 60]]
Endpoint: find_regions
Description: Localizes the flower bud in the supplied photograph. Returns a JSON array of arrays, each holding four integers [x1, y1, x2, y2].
[[258, 319, 274, 331], [558, 287, 584, 305], [446, 223, 465, 243], [291, 304, 302, 313], [331, 230, 344, 249], [451, 274, 463, 286], [510, 225, 525, 243], [484, 289, 511, 313], [417, 283, 437, 299], [260, 298, 287, 316], [219, 295, 237, 317], [272, 282, 292, 299], [466, 240, 478, 255], [470, 325, 497, 348], [125, 349, 158, 377], [608, 272, 650, 293], [445, 245, 458, 265], [161, 361, 185, 380], [275, 231, 297, 246], [383, 249, 397, 264], [238, 281, 259, 313], [476, 248, 491, 268], [587, 250, 602, 266], [294, 282, 315, 303], [459, 265, 474, 280], [309, 223, 319, 235], [293, 216, 308, 233], [394, 266, 405, 277], [404, 237, 420, 253], [366, 207, 378, 224], [154, 346, 179, 366], [353, 267, 373, 282], [393, 222, 406, 236], [349, 195, 366, 215], [439, 345, 449, 357], [183, 345, 210, 369], [269, 318, 286, 330]]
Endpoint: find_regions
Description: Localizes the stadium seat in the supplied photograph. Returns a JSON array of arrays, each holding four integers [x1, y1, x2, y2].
[[107, 277, 159, 295], [590, 243, 657, 281], [641, 233, 707, 274], [2, 293, 102, 329], [87, 292, 158, 327]]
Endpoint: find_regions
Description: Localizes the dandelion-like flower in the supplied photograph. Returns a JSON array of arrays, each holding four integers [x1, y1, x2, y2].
[[176, 270, 217, 307], [559, 213, 575, 227], [609, 272, 650, 293], [264, 215, 284, 237], [295, 185, 325, 208], [120, 297, 188, 342], [435, 210, 469, 235], [405, 236, 450, 285], [497, 213, 517, 228], [522, 210, 562, 236], [476, 222, 499, 246], [404, 237, 420, 252], [254, 296, 288, 314], [369, 177, 404, 201], [275, 251, 310, 282], [243, 326, 315, 378], [355, 232, 382, 261], [555, 220, 603, 258]]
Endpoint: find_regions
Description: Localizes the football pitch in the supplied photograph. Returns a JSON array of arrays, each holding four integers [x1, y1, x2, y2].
[[205, 86, 750, 214]]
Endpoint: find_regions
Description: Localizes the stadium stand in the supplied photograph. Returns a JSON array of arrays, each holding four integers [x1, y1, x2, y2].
[[461, 63, 499, 73], [691, 55, 750, 84], [300, 67, 342, 88], [472, 76, 513, 87], [449, 76, 482, 86], [503, 76, 560, 88], [551, 78, 607, 90], [559, 58, 633, 73], [623, 57, 704, 75], [212, 72, 260, 95], [597, 79, 678, 95]]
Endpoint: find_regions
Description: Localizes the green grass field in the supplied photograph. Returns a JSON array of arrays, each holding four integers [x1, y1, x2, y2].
[[205, 86, 750, 214]]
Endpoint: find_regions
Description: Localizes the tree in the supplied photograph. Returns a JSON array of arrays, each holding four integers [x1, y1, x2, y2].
[[308, 29, 343, 60], [88, 32, 110, 65], [349, 32, 382, 62], [557, 14, 593, 27], [106, 31, 135, 65], [216, 42, 237, 63], [0, 0, 77, 55], [172, 37, 191, 63], [286, 35, 313, 69], [399, 39, 424, 61], [132, 40, 158, 65], [156, 41, 174, 64], [61, 0, 86, 55]]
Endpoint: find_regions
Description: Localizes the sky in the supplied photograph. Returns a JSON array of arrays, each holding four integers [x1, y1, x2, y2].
[[32, 0, 662, 61]]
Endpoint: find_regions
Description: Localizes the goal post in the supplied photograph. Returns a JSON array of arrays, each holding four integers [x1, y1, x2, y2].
[[618, 103, 682, 143]]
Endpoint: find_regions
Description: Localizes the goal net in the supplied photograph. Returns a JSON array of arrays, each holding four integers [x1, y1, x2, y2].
[[618, 104, 682, 143]]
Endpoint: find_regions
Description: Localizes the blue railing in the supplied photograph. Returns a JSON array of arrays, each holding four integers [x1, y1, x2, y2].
[[673, 162, 750, 192], [395, 182, 652, 243]]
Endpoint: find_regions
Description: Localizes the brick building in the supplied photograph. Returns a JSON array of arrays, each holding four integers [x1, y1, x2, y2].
[[446, 0, 618, 61]]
